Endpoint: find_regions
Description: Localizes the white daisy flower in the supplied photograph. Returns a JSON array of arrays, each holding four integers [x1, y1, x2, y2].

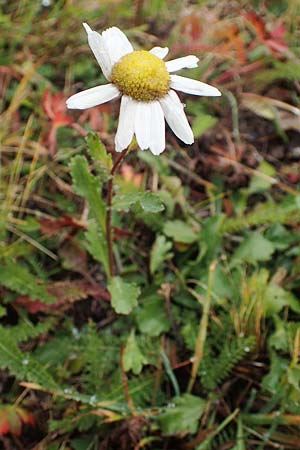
[[66, 24, 221, 156]]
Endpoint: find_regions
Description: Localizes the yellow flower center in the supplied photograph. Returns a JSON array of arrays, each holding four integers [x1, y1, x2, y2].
[[111, 50, 170, 102]]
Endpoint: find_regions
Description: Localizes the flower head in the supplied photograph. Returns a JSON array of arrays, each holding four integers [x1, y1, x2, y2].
[[66, 24, 221, 155]]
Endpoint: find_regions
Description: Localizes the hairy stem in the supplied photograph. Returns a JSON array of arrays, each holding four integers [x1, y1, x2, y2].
[[106, 148, 129, 277]]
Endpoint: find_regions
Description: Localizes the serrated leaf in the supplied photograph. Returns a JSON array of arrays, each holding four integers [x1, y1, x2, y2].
[[158, 394, 206, 435], [139, 192, 165, 213], [150, 235, 173, 274], [108, 276, 140, 315], [0, 262, 55, 303], [113, 191, 164, 214], [112, 192, 141, 212], [69, 155, 106, 233], [124, 330, 147, 375], [86, 132, 112, 181], [164, 220, 198, 244], [263, 283, 300, 315], [84, 220, 109, 276], [232, 232, 275, 264], [136, 295, 170, 336]]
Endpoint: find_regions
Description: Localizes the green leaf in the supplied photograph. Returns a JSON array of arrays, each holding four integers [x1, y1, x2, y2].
[[136, 295, 171, 336], [248, 161, 276, 194], [232, 232, 275, 264], [192, 113, 218, 138], [198, 215, 224, 263], [108, 276, 140, 315], [86, 132, 112, 180], [150, 235, 173, 274], [0, 329, 58, 390], [112, 192, 140, 212], [124, 330, 147, 375], [69, 155, 106, 233], [164, 220, 198, 244], [0, 262, 55, 303], [158, 394, 206, 435], [139, 192, 165, 213], [262, 352, 288, 393], [263, 283, 300, 315], [269, 318, 289, 351], [113, 191, 164, 214], [287, 365, 300, 392], [84, 220, 109, 277], [0, 305, 6, 318]]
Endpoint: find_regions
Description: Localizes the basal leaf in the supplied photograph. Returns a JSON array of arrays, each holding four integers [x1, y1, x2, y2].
[[112, 191, 164, 214], [136, 295, 171, 336], [112, 192, 141, 212], [150, 235, 173, 274], [108, 276, 140, 315], [164, 220, 198, 244], [263, 283, 300, 315], [124, 330, 147, 375], [139, 192, 165, 213], [158, 394, 206, 435], [232, 232, 275, 264]]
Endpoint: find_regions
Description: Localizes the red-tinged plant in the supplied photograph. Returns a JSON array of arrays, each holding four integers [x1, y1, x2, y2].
[[179, 12, 203, 41], [39, 214, 86, 237], [244, 11, 289, 56], [78, 105, 110, 132], [15, 280, 110, 314], [43, 89, 74, 128], [42, 89, 109, 155], [0, 405, 35, 436], [42, 89, 86, 156], [212, 24, 246, 64]]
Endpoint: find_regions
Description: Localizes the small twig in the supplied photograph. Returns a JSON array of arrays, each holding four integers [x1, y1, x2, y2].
[[106, 148, 129, 277]]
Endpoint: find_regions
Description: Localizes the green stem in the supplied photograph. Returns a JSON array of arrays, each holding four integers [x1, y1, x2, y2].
[[187, 260, 217, 393], [106, 148, 129, 277]]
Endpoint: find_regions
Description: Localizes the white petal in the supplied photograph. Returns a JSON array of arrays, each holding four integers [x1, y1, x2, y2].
[[150, 102, 165, 155], [135, 101, 165, 155], [115, 96, 136, 152], [82, 23, 112, 80], [149, 46, 169, 59], [66, 84, 120, 110], [160, 90, 194, 145], [101, 27, 133, 68], [134, 102, 151, 151], [166, 55, 199, 72], [170, 74, 221, 96]]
